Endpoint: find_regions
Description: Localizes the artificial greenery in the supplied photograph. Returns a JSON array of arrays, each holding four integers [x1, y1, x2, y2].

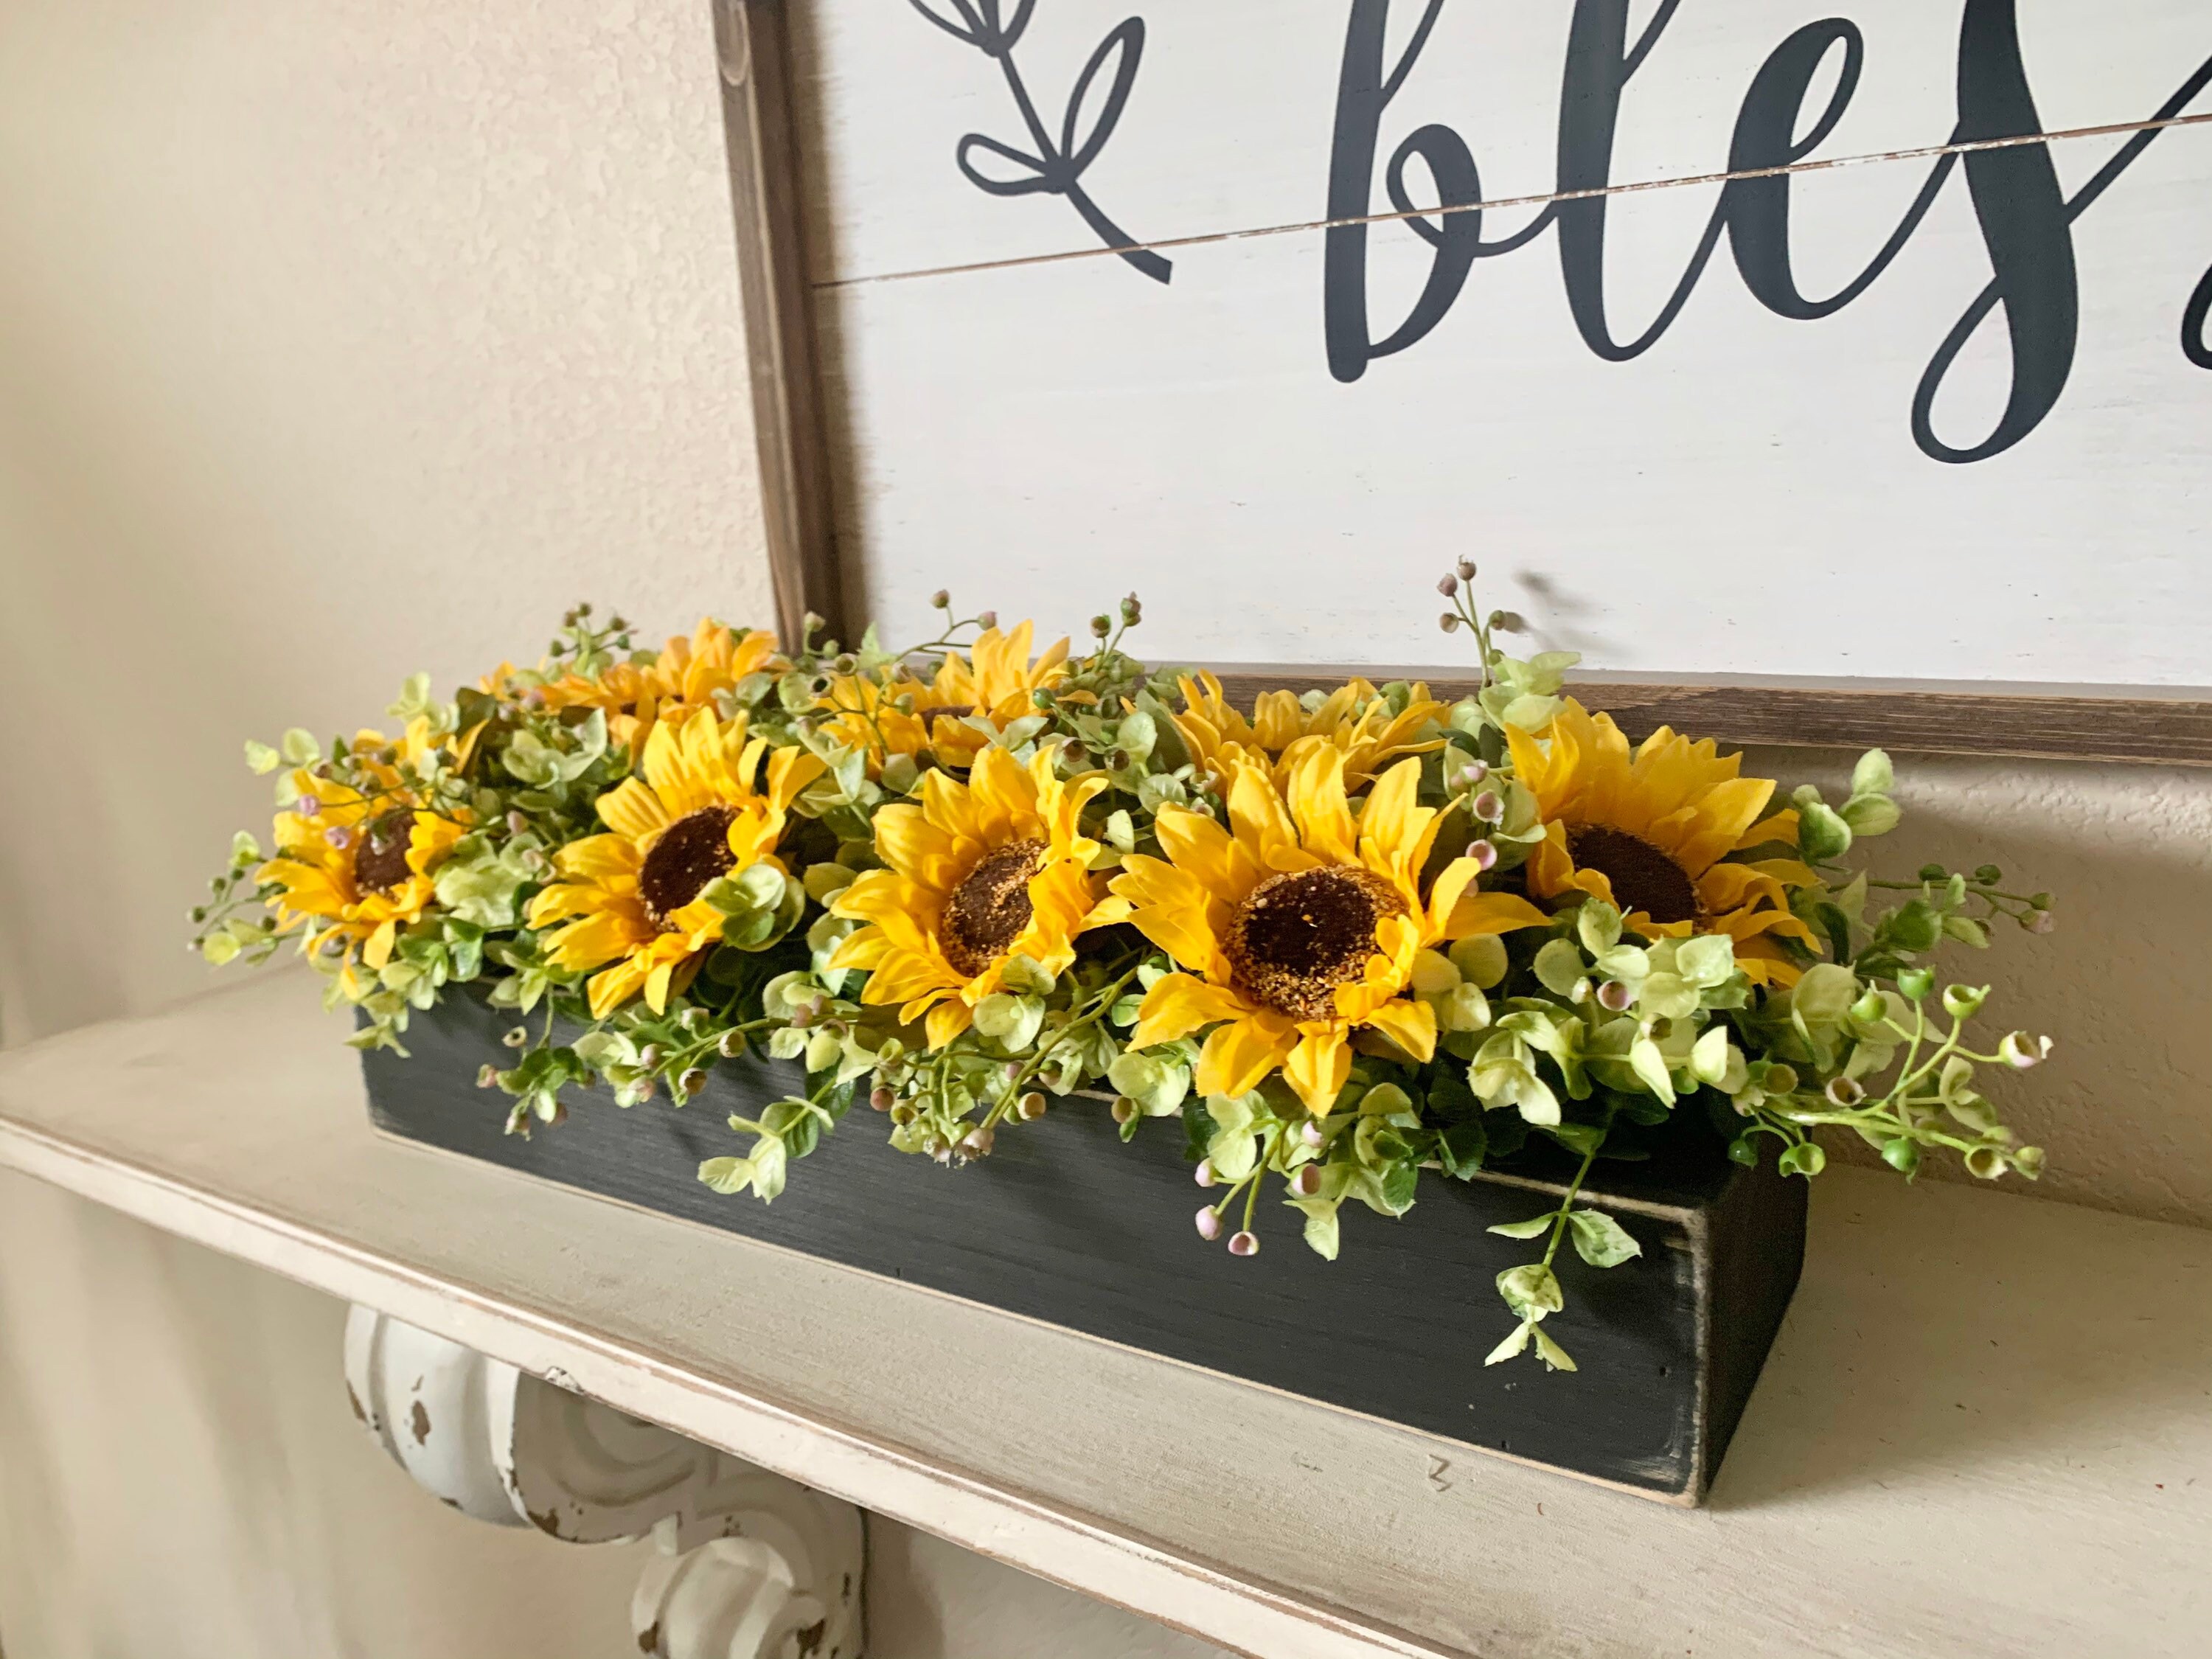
[[195, 577, 2054, 1371]]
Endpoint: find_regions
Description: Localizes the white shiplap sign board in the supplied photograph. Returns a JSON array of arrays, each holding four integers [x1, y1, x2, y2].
[[793, 1, 2212, 686]]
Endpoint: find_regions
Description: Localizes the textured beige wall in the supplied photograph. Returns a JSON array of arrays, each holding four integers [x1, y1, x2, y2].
[[0, 2, 1217, 1655]]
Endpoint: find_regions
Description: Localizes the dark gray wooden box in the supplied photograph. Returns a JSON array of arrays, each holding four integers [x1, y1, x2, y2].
[[362, 989, 1804, 1503]]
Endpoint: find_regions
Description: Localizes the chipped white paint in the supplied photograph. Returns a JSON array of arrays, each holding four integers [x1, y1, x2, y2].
[[344, 1305, 864, 1659]]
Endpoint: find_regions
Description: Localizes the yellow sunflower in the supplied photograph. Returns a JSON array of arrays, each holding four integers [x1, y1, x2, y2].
[[260, 724, 469, 995], [526, 709, 825, 1018], [532, 619, 781, 755], [827, 745, 1123, 1048], [1113, 749, 1548, 1115], [1173, 671, 1447, 789], [1506, 700, 1818, 985], [817, 622, 1072, 771]]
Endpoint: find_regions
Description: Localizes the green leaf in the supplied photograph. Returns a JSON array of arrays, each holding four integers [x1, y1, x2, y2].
[[1627, 1034, 1674, 1104], [1436, 1117, 1486, 1178], [1675, 933, 1736, 989], [279, 727, 322, 765], [1635, 971, 1699, 1023], [243, 740, 281, 775], [1797, 799, 1853, 861], [1486, 1214, 1555, 1240], [1533, 938, 1587, 998], [1484, 1321, 1535, 1366], [1447, 933, 1509, 990], [1885, 900, 1943, 953], [1531, 1325, 1579, 1372], [1691, 1026, 1731, 1086], [1293, 1199, 1340, 1261], [1566, 1208, 1643, 1267], [1104, 809, 1136, 853], [1840, 793, 1902, 837], [698, 1156, 755, 1195], [1496, 1263, 1564, 1321], [1943, 914, 1990, 949], [200, 931, 241, 967], [1576, 901, 1623, 956], [1851, 748, 1895, 798]]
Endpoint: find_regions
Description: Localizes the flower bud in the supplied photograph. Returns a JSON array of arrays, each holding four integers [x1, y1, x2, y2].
[[296, 797, 321, 819], [1824, 1077, 1864, 1107], [476, 1064, 499, 1089], [1998, 1031, 2052, 1069], [1941, 984, 1988, 1019], [1091, 613, 1112, 639], [632, 1078, 657, 1104], [1489, 610, 1522, 633], [1439, 612, 1461, 634], [931, 588, 950, 609], [1111, 1096, 1138, 1124], [1290, 1165, 1323, 1197], [502, 1026, 529, 1048], [1465, 838, 1498, 872], [680, 1068, 709, 1096], [1436, 573, 1459, 598], [1228, 1230, 1259, 1257], [1301, 1119, 1325, 1148], [890, 1103, 917, 1126], [1596, 979, 1633, 1012], [2011, 1144, 2046, 1178], [1456, 557, 1478, 580], [1194, 1158, 1215, 1188], [870, 1086, 895, 1112], [1881, 1137, 1920, 1175], [323, 825, 352, 849], [961, 1126, 995, 1158], [507, 810, 530, 836], [1018, 1091, 1048, 1120], [639, 1043, 667, 1070], [717, 1029, 747, 1058], [1031, 688, 1054, 710], [1851, 990, 1888, 1026], [2025, 909, 2055, 935], [977, 610, 998, 630], [1471, 790, 1504, 824], [1119, 594, 1142, 625], [1896, 968, 1934, 1001], [1195, 1207, 1222, 1242], [802, 611, 825, 639]]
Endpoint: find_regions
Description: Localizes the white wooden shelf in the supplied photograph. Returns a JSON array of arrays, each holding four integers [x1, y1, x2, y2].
[[2, 973, 2207, 1659]]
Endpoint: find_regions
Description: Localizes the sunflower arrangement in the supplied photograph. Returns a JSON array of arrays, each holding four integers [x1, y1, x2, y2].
[[195, 577, 2057, 1371]]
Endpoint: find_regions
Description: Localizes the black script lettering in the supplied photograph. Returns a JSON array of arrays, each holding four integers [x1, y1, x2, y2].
[[1910, 0, 2077, 463], [1725, 21, 1955, 319], [1554, 0, 1728, 360], [1324, 0, 1458, 381], [1913, 24, 2212, 461], [2186, 263, 2212, 370]]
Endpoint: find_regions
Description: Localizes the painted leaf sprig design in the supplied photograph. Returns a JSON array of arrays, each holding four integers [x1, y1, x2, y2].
[[195, 577, 2057, 1374], [909, 0, 1171, 284]]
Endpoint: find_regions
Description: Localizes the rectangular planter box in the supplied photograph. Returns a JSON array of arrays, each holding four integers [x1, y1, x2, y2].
[[362, 989, 1805, 1504]]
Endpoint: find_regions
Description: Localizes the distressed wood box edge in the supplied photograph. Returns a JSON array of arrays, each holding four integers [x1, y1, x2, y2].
[[360, 990, 1806, 1504]]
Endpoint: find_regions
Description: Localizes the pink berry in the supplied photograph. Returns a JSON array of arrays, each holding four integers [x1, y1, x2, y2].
[[1228, 1231, 1259, 1257], [1194, 1207, 1222, 1242]]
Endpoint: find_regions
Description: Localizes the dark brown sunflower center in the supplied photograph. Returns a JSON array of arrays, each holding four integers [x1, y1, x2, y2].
[[639, 807, 738, 928], [352, 811, 417, 897], [1567, 826, 1702, 925], [941, 840, 1046, 978], [1226, 866, 1405, 1022]]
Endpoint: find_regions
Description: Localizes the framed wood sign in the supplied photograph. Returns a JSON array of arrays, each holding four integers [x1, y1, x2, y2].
[[712, 0, 2212, 763]]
